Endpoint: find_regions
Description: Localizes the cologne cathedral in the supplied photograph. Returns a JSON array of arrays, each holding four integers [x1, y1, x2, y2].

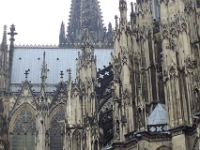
[[0, 0, 200, 149]]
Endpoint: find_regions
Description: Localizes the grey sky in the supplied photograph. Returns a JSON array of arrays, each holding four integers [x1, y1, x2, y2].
[[0, 0, 135, 45]]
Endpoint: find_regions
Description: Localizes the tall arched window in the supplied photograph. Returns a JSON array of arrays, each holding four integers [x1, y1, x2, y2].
[[72, 129, 81, 150], [50, 109, 65, 150], [12, 109, 36, 150]]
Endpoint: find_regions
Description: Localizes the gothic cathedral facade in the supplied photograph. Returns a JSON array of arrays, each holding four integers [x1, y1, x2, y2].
[[1, 0, 200, 150]]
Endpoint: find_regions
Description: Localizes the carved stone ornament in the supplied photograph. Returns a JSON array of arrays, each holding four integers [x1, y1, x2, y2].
[[115, 120, 120, 141], [169, 65, 176, 76], [72, 85, 80, 98], [56, 86, 67, 103], [181, 22, 187, 32], [121, 50, 128, 65], [73, 129, 81, 140], [170, 27, 177, 37], [123, 88, 131, 100], [15, 85, 36, 110], [185, 56, 195, 73], [162, 29, 169, 39], [113, 57, 122, 83]]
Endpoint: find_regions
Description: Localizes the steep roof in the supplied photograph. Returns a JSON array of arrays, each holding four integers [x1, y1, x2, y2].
[[148, 103, 167, 125], [10, 47, 113, 92]]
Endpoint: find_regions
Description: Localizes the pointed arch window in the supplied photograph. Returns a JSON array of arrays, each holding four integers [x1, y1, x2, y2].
[[50, 109, 65, 150], [12, 109, 36, 150], [72, 130, 81, 150]]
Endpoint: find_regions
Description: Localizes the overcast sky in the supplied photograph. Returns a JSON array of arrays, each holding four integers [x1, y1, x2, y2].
[[0, 0, 135, 45]]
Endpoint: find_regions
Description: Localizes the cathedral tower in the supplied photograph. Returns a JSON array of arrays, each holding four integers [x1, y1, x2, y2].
[[112, 0, 135, 143], [59, 0, 114, 47], [66, 0, 104, 43], [59, 22, 66, 46]]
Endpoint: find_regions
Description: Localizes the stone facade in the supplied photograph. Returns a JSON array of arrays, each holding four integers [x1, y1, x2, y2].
[[0, 0, 200, 150], [111, 0, 200, 149]]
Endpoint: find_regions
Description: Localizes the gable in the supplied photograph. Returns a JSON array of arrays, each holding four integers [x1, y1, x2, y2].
[[13, 81, 36, 112]]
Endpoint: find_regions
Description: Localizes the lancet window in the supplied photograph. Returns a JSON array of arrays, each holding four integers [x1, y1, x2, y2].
[[50, 109, 65, 150], [72, 129, 81, 150], [12, 109, 36, 150]]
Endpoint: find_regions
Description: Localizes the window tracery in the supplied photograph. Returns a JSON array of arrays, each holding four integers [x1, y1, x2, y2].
[[72, 129, 81, 150], [12, 109, 36, 150], [50, 109, 65, 150]]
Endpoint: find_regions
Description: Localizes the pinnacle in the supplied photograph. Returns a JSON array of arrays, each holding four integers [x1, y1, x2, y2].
[[66, 0, 105, 43], [61, 21, 64, 26], [2, 25, 7, 45]]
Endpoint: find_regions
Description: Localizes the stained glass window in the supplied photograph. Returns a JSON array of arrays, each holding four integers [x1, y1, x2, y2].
[[12, 109, 36, 150], [50, 109, 65, 150]]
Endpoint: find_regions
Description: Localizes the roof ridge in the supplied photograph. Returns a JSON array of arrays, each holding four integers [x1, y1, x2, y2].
[[15, 44, 59, 49]]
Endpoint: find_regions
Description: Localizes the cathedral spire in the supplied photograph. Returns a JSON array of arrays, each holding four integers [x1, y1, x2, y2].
[[130, 2, 136, 25], [107, 22, 113, 43], [119, 0, 128, 25], [82, 27, 94, 55], [40, 51, 47, 97], [2, 25, 7, 45], [84, 26, 91, 44], [66, 0, 104, 43], [36, 52, 49, 150], [0, 26, 9, 91], [59, 21, 66, 47]]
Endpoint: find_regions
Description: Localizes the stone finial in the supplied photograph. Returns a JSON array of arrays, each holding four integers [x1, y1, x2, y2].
[[41, 51, 47, 79], [67, 69, 72, 81], [115, 15, 119, 29], [2, 25, 7, 45], [84, 25, 90, 43], [3, 25, 7, 31], [60, 71, 64, 79], [131, 2, 134, 14]]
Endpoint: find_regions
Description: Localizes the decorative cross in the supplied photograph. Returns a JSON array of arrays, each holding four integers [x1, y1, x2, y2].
[[60, 71, 64, 79], [24, 70, 29, 79], [8, 24, 18, 44]]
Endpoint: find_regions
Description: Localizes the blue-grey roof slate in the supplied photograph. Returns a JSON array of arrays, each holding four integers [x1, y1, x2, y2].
[[148, 103, 167, 125], [11, 48, 113, 92]]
